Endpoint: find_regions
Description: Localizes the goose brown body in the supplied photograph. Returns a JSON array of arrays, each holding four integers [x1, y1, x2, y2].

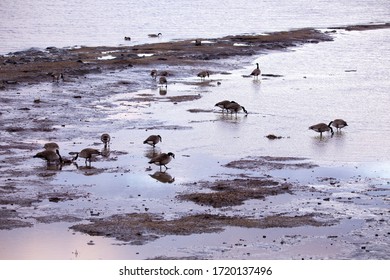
[[34, 149, 62, 164], [197, 71, 210, 79], [330, 119, 348, 131], [225, 102, 248, 115], [215, 100, 236, 112], [73, 148, 101, 164], [148, 152, 175, 171], [143, 135, 162, 147], [250, 63, 261, 79], [159, 76, 167, 87], [309, 122, 334, 137]]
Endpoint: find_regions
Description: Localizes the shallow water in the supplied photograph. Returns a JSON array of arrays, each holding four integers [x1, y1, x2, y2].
[[1, 27, 389, 259], [1, 0, 389, 54]]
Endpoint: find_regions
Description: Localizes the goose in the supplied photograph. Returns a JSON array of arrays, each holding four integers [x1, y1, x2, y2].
[[215, 100, 236, 113], [148, 152, 175, 171], [72, 148, 101, 164], [250, 63, 261, 79], [34, 149, 62, 165], [44, 142, 60, 151], [330, 119, 348, 131], [225, 102, 248, 115], [309, 122, 334, 138], [197, 71, 210, 80], [150, 69, 158, 79], [49, 72, 64, 82], [159, 71, 169, 77], [100, 133, 111, 147], [148, 33, 162, 38], [143, 135, 162, 147], [159, 76, 168, 87]]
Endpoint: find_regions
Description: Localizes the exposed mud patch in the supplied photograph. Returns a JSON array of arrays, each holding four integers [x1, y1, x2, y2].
[[70, 212, 331, 245], [178, 177, 291, 208], [224, 156, 318, 171]]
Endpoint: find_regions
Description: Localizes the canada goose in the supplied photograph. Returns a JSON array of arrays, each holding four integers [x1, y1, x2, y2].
[[148, 152, 175, 171], [143, 135, 162, 147], [215, 100, 236, 113], [50, 73, 64, 82], [197, 71, 210, 80], [159, 76, 168, 87], [72, 148, 101, 164], [44, 142, 59, 151], [330, 119, 348, 131], [124, 36, 131, 41], [100, 133, 111, 147], [250, 63, 261, 79], [148, 33, 162, 38], [225, 102, 248, 115], [159, 71, 169, 77], [309, 122, 334, 138], [34, 149, 62, 164], [150, 69, 158, 79]]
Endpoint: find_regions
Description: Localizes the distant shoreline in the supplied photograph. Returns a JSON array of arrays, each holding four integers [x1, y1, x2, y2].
[[1, 23, 389, 89]]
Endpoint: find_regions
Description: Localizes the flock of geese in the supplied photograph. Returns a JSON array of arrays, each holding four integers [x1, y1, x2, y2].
[[33, 133, 175, 172], [35, 62, 348, 172]]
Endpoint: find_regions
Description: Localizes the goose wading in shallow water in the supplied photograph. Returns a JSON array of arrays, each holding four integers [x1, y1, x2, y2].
[[330, 119, 348, 131], [143, 135, 162, 148], [197, 71, 210, 80], [150, 69, 158, 79], [309, 122, 334, 138], [158, 76, 168, 87], [101, 133, 111, 147], [33, 149, 62, 165], [72, 148, 101, 165], [225, 102, 248, 116], [148, 152, 175, 171], [250, 63, 261, 79], [215, 100, 236, 113]]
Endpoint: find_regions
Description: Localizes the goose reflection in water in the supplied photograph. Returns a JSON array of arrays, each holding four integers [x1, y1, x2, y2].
[[149, 171, 175, 184]]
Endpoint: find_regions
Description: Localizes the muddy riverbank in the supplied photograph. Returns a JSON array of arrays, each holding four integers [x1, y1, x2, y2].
[[1, 23, 389, 259]]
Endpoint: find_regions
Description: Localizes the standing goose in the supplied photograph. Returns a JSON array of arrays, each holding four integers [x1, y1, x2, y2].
[[250, 63, 261, 79], [158, 76, 168, 87], [143, 135, 162, 148], [50, 73, 64, 82], [215, 100, 236, 113], [101, 133, 111, 148], [72, 148, 101, 165], [150, 69, 158, 79], [309, 122, 334, 138], [148, 152, 175, 171], [225, 102, 248, 116], [34, 149, 62, 165], [330, 119, 348, 131], [197, 71, 210, 80]]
